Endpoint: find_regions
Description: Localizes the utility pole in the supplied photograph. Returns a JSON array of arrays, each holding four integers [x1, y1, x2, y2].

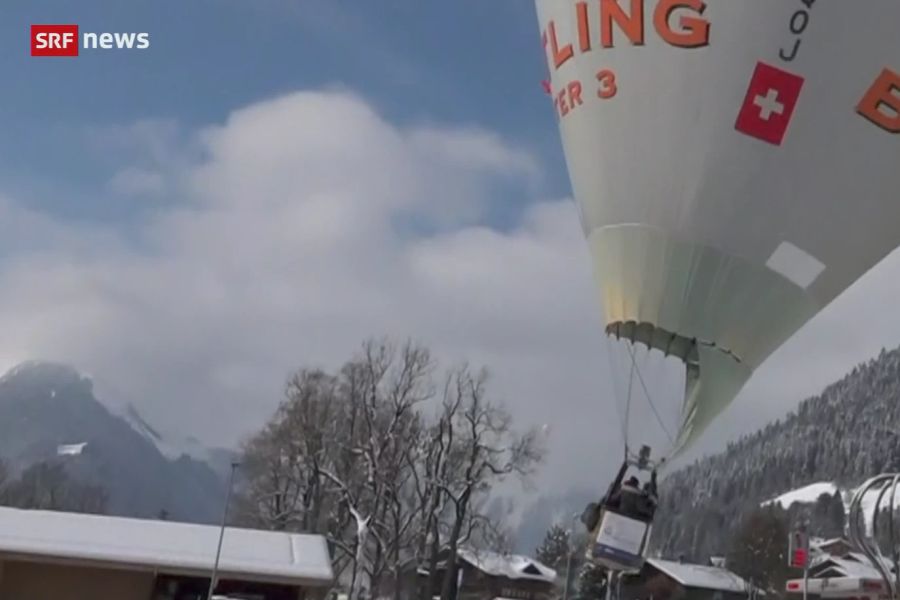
[[802, 521, 810, 600], [563, 512, 580, 600], [207, 461, 240, 600], [788, 522, 810, 600]]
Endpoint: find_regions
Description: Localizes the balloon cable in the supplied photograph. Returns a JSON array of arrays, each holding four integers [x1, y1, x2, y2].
[[605, 335, 631, 453], [623, 351, 635, 453], [626, 344, 675, 446]]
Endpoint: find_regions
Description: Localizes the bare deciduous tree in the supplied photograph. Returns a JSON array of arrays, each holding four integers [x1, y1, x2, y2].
[[433, 366, 544, 600], [236, 369, 342, 533], [236, 337, 545, 600]]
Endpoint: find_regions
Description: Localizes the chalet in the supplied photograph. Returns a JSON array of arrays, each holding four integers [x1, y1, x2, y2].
[[621, 558, 758, 600], [0, 505, 334, 600], [786, 547, 892, 600], [403, 547, 558, 600]]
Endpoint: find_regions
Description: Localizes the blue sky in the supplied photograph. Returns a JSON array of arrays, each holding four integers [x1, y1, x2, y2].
[[4, 0, 568, 225], [0, 0, 624, 494]]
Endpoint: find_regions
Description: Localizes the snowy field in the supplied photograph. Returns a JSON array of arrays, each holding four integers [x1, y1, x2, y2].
[[761, 482, 840, 509], [762, 480, 900, 532]]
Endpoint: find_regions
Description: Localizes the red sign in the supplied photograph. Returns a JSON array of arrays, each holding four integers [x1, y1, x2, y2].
[[792, 548, 808, 568], [735, 61, 805, 146], [31, 24, 79, 57]]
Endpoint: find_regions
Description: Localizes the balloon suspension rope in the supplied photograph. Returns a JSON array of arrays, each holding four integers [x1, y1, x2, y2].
[[626, 343, 675, 447], [622, 354, 635, 455], [607, 336, 634, 454]]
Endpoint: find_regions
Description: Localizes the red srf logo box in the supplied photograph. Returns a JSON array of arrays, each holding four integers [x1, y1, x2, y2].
[[31, 25, 79, 57]]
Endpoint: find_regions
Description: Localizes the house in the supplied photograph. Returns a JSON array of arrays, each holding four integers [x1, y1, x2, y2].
[[402, 547, 558, 600], [786, 548, 891, 600], [0, 505, 334, 600], [621, 558, 759, 600]]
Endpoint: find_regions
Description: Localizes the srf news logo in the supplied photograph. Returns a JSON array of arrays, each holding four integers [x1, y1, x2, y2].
[[31, 25, 150, 57]]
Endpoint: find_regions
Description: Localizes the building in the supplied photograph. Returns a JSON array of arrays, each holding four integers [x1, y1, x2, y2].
[[785, 543, 891, 600], [402, 547, 558, 600], [621, 558, 758, 600], [0, 505, 334, 600]]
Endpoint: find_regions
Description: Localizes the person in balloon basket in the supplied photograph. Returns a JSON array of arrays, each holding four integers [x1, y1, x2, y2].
[[581, 463, 658, 532], [637, 470, 658, 519]]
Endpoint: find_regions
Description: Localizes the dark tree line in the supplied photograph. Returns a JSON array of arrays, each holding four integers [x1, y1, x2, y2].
[[0, 458, 108, 514]]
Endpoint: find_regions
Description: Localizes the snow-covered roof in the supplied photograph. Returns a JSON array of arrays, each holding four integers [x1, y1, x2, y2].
[[844, 552, 873, 565], [0, 506, 333, 585], [647, 559, 752, 593], [810, 555, 885, 579], [809, 540, 853, 563], [456, 548, 557, 583], [816, 538, 851, 548]]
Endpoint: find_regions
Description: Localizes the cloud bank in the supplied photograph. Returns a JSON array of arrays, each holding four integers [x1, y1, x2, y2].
[[2, 88, 900, 500]]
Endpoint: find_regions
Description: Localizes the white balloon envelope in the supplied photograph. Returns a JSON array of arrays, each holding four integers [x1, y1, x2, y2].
[[534, 0, 900, 456]]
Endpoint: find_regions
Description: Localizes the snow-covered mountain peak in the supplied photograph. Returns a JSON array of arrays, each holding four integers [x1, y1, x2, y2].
[[116, 403, 238, 480]]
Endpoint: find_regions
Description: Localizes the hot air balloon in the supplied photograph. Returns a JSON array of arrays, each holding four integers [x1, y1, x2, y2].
[[534, 0, 900, 573]]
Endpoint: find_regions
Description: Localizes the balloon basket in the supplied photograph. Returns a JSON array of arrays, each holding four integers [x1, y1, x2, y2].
[[586, 509, 651, 574]]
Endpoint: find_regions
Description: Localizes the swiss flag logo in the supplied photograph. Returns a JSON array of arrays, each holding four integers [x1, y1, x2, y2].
[[735, 61, 805, 146]]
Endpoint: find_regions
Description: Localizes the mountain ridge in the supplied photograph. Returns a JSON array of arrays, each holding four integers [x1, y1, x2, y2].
[[0, 360, 227, 523]]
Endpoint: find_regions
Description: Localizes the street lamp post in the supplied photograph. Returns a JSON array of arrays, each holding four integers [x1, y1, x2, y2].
[[207, 461, 240, 600], [563, 512, 581, 600]]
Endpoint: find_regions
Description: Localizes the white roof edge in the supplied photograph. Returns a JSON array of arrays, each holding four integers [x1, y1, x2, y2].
[[647, 559, 753, 593], [0, 506, 334, 585], [455, 547, 556, 583]]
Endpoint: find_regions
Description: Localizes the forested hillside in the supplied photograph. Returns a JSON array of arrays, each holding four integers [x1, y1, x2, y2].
[[652, 346, 900, 560]]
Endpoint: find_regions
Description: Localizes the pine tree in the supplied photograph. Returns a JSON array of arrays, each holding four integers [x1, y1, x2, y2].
[[726, 507, 791, 594], [825, 493, 846, 538], [536, 524, 580, 599], [536, 524, 571, 571], [575, 561, 607, 600]]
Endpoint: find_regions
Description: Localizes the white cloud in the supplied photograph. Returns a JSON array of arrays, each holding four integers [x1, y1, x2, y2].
[[0, 89, 608, 492], [3, 86, 900, 500]]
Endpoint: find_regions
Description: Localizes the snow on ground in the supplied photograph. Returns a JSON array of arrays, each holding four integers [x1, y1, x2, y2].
[[56, 442, 87, 456], [761, 482, 839, 509], [761, 480, 900, 535]]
